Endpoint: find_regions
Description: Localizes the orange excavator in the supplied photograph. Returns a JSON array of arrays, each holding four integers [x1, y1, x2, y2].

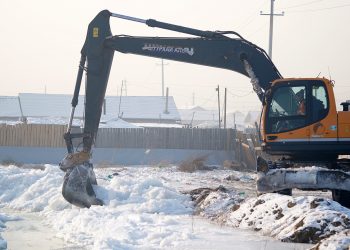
[[60, 10, 350, 208]]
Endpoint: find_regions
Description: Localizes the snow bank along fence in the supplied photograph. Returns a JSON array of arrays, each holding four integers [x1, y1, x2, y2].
[[0, 124, 238, 150]]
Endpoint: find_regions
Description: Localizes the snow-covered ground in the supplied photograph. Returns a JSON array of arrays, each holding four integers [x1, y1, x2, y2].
[[0, 164, 350, 249], [0, 117, 181, 128]]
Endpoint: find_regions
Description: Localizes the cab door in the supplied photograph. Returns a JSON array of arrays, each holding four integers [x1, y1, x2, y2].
[[308, 82, 336, 142]]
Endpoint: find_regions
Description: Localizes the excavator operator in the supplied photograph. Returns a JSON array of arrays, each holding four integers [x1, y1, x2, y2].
[[296, 88, 326, 120], [296, 89, 306, 115]]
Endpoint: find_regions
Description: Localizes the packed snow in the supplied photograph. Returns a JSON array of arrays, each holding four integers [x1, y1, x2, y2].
[[0, 213, 21, 249], [99, 118, 141, 128], [0, 164, 350, 249], [312, 229, 350, 250], [0, 117, 184, 128]]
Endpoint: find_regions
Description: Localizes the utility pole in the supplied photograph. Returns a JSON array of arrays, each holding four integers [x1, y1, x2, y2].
[[224, 88, 227, 129], [121, 79, 127, 96], [233, 113, 237, 130], [157, 59, 169, 96], [118, 80, 124, 118], [164, 87, 169, 114], [216, 85, 221, 129], [161, 59, 165, 96], [260, 0, 284, 58], [17, 96, 25, 122]]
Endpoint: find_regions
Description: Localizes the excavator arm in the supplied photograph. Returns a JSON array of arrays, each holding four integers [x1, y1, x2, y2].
[[59, 10, 282, 208]]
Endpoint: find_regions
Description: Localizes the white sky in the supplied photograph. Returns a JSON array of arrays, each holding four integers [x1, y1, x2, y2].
[[1, 0, 349, 113]]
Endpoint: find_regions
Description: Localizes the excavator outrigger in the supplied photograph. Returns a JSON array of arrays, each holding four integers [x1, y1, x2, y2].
[[60, 10, 350, 208]]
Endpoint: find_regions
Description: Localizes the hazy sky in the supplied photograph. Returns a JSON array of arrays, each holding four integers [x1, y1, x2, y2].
[[1, 0, 349, 112]]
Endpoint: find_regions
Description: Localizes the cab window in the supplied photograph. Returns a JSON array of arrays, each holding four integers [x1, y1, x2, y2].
[[311, 85, 328, 122], [267, 86, 306, 133], [268, 86, 305, 117]]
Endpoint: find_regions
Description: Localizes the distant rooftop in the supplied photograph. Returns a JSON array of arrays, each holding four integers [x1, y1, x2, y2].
[[0, 96, 22, 117], [0, 93, 180, 123]]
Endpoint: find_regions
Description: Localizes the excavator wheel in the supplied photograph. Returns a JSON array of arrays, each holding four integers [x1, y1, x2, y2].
[[332, 189, 350, 208]]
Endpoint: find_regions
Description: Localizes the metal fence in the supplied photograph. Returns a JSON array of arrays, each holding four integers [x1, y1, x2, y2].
[[0, 124, 261, 170], [0, 124, 236, 150], [0, 124, 66, 147], [95, 127, 235, 150]]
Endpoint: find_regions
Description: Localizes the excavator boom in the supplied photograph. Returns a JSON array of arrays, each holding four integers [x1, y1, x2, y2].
[[60, 10, 349, 208], [64, 10, 282, 154], [60, 10, 282, 207]]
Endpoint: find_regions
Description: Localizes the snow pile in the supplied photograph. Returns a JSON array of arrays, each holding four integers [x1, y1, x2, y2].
[[311, 229, 350, 250], [191, 187, 350, 245], [0, 120, 22, 126], [0, 165, 195, 249], [46, 172, 193, 249], [130, 122, 183, 128], [0, 165, 66, 211], [229, 194, 350, 243], [26, 117, 82, 126], [223, 171, 255, 182], [99, 118, 141, 128], [2, 164, 350, 249], [187, 186, 244, 220]]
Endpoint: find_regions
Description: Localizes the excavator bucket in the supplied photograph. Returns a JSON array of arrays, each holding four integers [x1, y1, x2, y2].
[[61, 164, 103, 208], [60, 153, 103, 208]]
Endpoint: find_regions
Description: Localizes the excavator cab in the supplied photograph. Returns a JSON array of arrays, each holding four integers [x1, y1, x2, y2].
[[258, 78, 350, 206], [265, 79, 329, 132], [261, 78, 338, 160]]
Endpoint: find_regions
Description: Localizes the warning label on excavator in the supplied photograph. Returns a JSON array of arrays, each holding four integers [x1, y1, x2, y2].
[[93, 27, 99, 38]]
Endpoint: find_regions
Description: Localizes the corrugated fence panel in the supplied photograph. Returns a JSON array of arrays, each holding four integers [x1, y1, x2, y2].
[[0, 124, 66, 147], [0, 124, 238, 150]]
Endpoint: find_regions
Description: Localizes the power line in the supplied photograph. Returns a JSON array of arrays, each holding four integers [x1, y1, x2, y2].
[[284, 3, 350, 13], [335, 85, 350, 88], [282, 0, 324, 10], [227, 89, 254, 98], [126, 79, 257, 90], [195, 93, 217, 107], [245, 19, 269, 39], [235, 0, 270, 29]]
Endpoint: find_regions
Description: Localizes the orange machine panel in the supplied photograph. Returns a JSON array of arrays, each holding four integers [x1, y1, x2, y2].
[[338, 111, 350, 138]]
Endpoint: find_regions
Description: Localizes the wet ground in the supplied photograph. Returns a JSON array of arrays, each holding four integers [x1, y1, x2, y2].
[[2, 209, 312, 250], [2, 210, 68, 250]]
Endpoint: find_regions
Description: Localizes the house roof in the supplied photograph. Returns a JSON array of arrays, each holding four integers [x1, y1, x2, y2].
[[104, 96, 180, 120], [0, 97, 22, 117], [0, 93, 180, 121], [19, 93, 80, 117]]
